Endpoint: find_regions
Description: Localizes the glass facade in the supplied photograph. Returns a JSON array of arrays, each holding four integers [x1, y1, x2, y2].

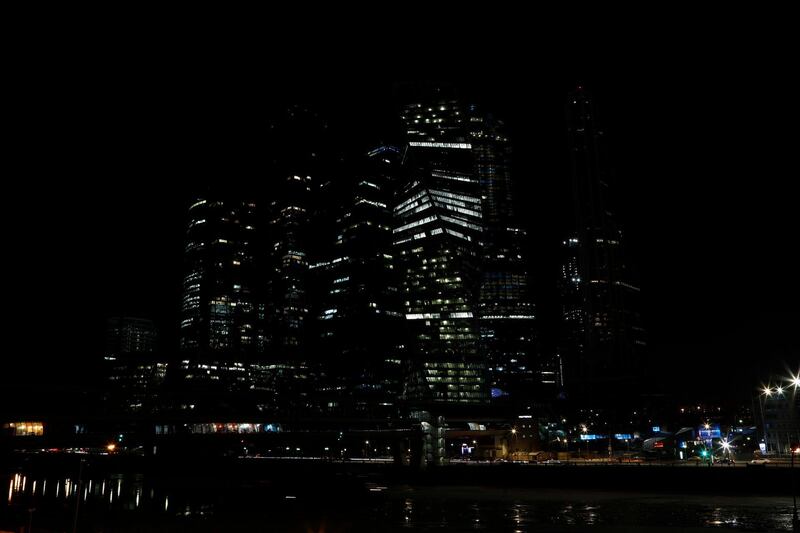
[[467, 108, 538, 402], [396, 100, 488, 405], [559, 87, 646, 398], [179, 197, 258, 356], [310, 146, 404, 416]]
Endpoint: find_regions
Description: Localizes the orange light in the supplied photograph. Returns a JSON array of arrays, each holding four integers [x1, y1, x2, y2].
[[106, 443, 116, 452]]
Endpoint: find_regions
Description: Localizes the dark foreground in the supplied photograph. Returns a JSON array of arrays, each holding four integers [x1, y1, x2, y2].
[[2, 455, 797, 531]]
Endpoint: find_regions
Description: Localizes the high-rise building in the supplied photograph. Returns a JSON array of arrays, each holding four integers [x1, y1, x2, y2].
[[467, 108, 538, 403], [176, 194, 259, 400], [106, 316, 157, 355], [559, 87, 646, 400], [104, 317, 165, 413], [264, 174, 313, 361], [309, 146, 405, 416], [256, 106, 334, 414], [395, 98, 488, 406], [179, 196, 259, 356]]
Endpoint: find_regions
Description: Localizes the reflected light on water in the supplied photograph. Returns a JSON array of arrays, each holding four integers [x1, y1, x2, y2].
[[3, 471, 795, 530]]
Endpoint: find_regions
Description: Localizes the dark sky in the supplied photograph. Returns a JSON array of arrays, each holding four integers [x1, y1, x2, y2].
[[4, 20, 798, 408]]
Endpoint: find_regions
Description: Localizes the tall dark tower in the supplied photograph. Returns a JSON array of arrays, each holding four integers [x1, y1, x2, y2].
[[309, 146, 405, 416], [560, 87, 646, 401], [264, 106, 331, 364], [468, 108, 537, 404]]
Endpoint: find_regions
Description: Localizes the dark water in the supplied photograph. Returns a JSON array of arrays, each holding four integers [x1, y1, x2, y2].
[[2, 470, 795, 531]]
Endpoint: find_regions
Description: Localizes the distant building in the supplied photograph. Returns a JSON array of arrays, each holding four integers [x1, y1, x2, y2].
[[105, 317, 165, 412], [758, 382, 800, 454], [106, 317, 157, 356], [558, 87, 646, 401]]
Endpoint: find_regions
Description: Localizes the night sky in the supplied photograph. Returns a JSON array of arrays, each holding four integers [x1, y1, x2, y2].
[[4, 23, 797, 409]]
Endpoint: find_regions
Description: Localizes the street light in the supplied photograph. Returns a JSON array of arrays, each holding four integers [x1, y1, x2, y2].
[[719, 439, 733, 465], [758, 386, 774, 454]]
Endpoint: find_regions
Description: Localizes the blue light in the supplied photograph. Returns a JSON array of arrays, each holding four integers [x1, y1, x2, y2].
[[652, 426, 661, 433]]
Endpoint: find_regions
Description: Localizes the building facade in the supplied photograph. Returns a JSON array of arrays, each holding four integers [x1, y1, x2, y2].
[[395, 98, 488, 405], [104, 317, 165, 413], [559, 87, 646, 401], [309, 146, 405, 416], [467, 107, 538, 403]]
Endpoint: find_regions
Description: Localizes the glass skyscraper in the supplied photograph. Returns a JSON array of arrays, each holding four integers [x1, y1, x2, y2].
[[559, 87, 646, 400], [177, 194, 258, 397], [395, 99, 488, 405], [309, 146, 405, 416], [467, 108, 537, 402], [179, 195, 259, 356]]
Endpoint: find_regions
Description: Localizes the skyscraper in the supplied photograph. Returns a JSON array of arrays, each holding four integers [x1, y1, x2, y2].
[[395, 98, 488, 406], [309, 146, 405, 416], [559, 87, 646, 400], [179, 195, 259, 356], [177, 194, 257, 395], [467, 108, 537, 403], [263, 106, 331, 364], [254, 106, 333, 414]]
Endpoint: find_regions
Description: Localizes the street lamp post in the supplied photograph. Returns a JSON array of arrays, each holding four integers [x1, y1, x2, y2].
[[792, 446, 798, 531], [759, 387, 772, 454]]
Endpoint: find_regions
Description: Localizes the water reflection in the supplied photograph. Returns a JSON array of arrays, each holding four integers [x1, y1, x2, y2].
[[2, 470, 795, 531]]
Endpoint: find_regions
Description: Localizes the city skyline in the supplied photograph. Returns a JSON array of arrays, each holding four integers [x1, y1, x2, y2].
[[2, 20, 799, 532], [4, 65, 797, 408]]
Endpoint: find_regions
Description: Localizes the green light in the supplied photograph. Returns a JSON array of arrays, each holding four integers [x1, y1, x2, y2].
[[700, 450, 707, 457]]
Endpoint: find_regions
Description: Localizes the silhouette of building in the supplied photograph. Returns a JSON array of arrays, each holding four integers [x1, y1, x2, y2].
[[558, 87, 646, 401]]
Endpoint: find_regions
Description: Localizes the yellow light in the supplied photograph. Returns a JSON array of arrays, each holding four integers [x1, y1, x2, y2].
[[106, 443, 116, 452], [511, 428, 517, 435]]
